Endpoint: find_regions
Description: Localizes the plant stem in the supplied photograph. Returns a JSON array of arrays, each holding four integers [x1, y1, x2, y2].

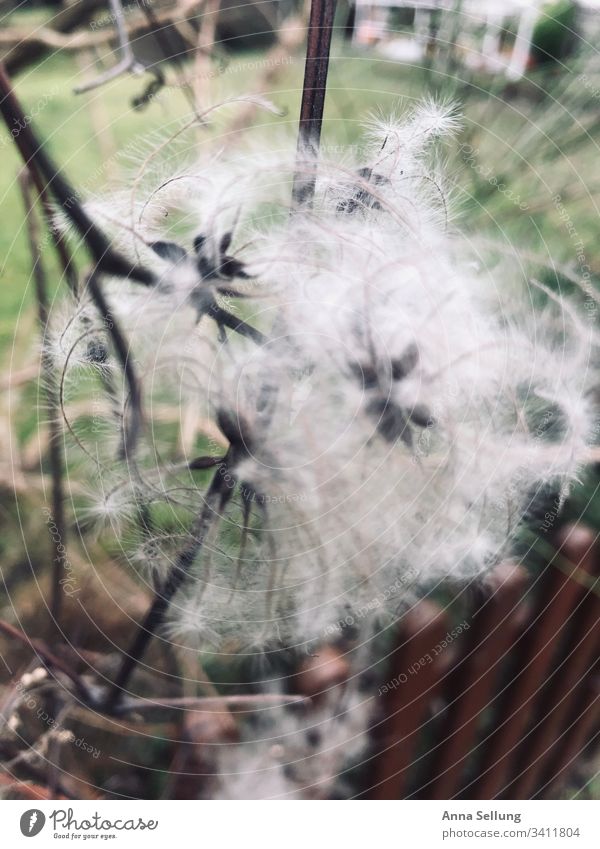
[[19, 173, 68, 630], [208, 302, 267, 345], [102, 465, 230, 713], [74, 0, 143, 94], [0, 619, 92, 702], [292, 0, 338, 206], [114, 693, 309, 719], [84, 271, 144, 456], [0, 62, 263, 345], [0, 62, 153, 285]]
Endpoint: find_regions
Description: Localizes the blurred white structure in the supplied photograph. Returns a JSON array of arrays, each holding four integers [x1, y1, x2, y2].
[[351, 1, 589, 79]]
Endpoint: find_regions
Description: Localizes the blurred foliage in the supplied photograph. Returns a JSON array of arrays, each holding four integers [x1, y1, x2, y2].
[[532, 0, 580, 64]]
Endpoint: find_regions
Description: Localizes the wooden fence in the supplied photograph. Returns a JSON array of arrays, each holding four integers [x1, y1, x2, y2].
[[366, 523, 600, 799], [1, 522, 597, 800]]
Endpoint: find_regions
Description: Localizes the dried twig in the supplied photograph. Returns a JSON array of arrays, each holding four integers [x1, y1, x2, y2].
[[18, 172, 68, 628], [0, 772, 70, 801], [191, 0, 220, 109], [74, 0, 146, 93], [102, 465, 231, 712], [0, 620, 92, 703], [4, 0, 105, 74], [0, 25, 112, 53], [0, 63, 153, 285], [0, 364, 39, 391], [139, 0, 201, 118], [225, 14, 306, 140], [114, 693, 310, 719]]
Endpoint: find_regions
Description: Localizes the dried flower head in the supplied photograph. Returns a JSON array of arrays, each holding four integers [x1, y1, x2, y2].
[[57, 100, 596, 653]]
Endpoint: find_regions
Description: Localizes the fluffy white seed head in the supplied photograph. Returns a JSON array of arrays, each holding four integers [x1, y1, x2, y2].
[[58, 100, 597, 652]]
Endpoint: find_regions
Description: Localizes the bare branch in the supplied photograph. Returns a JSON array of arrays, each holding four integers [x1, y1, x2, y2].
[[18, 172, 68, 629], [102, 464, 232, 713], [74, 0, 147, 94], [114, 693, 310, 719], [0, 62, 154, 285], [0, 620, 93, 703]]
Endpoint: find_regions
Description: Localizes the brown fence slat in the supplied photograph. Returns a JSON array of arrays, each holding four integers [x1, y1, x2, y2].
[[426, 562, 528, 799], [542, 670, 600, 797], [368, 600, 448, 799], [472, 524, 593, 799], [507, 528, 600, 798]]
